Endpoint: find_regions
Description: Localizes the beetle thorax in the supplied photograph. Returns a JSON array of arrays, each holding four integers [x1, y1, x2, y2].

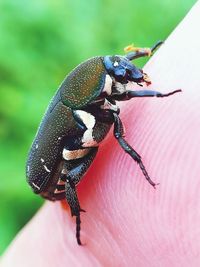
[[102, 74, 127, 96], [113, 81, 127, 94]]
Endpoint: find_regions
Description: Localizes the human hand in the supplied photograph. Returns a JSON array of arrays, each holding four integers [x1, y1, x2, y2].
[[1, 2, 200, 266]]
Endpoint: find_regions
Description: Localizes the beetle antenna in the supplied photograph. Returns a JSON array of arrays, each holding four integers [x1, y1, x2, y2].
[[125, 40, 164, 61], [151, 40, 164, 53]]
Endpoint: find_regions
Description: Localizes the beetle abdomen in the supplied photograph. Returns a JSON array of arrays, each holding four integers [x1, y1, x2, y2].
[[26, 98, 83, 193]]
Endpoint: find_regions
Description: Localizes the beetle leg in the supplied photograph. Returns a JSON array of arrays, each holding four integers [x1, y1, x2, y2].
[[65, 177, 84, 245], [112, 112, 157, 188], [111, 89, 182, 101], [126, 40, 163, 60], [63, 147, 98, 245]]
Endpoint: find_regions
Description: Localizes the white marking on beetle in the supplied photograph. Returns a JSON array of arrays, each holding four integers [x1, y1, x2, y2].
[[76, 110, 95, 129], [75, 110, 98, 147], [113, 61, 119, 67], [40, 158, 51, 173], [102, 74, 112, 95], [114, 82, 127, 94], [44, 165, 51, 173], [58, 137, 62, 140], [27, 165, 30, 172], [82, 131, 98, 147], [101, 99, 118, 112], [32, 182, 40, 190], [35, 143, 38, 149], [61, 169, 67, 174], [54, 188, 66, 194], [62, 147, 90, 161], [57, 179, 65, 186]]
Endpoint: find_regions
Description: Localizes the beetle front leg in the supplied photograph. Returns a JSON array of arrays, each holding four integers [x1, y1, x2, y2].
[[112, 89, 181, 101], [112, 112, 157, 188]]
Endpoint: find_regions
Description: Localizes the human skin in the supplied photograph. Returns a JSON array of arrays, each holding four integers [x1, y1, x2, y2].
[[1, 2, 200, 266]]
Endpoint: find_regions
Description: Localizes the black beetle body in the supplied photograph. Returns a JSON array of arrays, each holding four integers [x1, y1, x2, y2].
[[26, 41, 181, 245]]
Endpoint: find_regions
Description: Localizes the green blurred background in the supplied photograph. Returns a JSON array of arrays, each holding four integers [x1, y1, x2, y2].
[[0, 0, 196, 255]]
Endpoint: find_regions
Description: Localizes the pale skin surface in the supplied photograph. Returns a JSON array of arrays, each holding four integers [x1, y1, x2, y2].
[[1, 2, 200, 266]]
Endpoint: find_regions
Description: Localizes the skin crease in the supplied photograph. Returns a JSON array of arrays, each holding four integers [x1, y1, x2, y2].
[[1, 2, 200, 266]]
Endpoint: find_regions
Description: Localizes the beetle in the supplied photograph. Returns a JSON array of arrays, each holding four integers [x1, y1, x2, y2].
[[26, 41, 181, 245]]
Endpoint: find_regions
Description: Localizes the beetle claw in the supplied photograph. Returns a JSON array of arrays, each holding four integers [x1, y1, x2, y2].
[[152, 182, 160, 189], [80, 208, 86, 213]]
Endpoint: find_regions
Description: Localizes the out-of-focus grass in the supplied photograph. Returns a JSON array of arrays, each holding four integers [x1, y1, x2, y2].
[[0, 0, 196, 254]]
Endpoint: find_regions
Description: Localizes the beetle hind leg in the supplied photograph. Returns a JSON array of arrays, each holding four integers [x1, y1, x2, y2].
[[65, 177, 85, 245], [61, 147, 98, 245]]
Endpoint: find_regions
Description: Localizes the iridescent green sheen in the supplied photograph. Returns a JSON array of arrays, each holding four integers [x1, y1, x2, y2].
[[60, 57, 106, 108]]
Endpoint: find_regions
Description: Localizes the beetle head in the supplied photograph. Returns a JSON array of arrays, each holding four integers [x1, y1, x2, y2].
[[103, 55, 148, 85]]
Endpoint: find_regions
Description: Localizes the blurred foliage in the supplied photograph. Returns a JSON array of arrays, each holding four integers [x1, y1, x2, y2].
[[0, 0, 196, 255]]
